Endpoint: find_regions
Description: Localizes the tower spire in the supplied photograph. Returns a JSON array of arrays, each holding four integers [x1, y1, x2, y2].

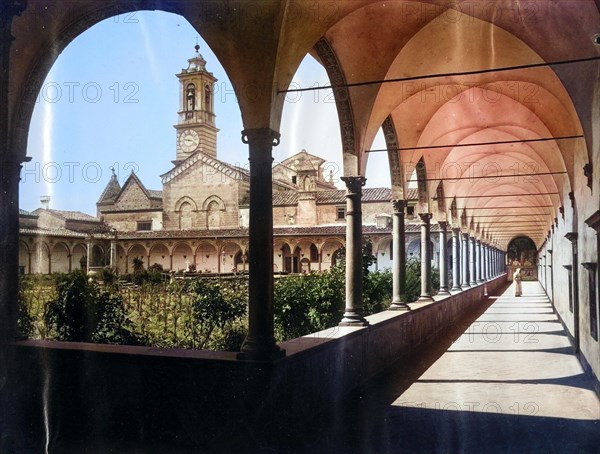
[[173, 40, 219, 163]]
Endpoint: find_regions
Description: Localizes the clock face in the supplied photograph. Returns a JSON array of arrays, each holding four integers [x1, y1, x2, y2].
[[179, 129, 200, 152]]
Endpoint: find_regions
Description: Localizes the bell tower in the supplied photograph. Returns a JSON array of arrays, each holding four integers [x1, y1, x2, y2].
[[174, 44, 219, 164]]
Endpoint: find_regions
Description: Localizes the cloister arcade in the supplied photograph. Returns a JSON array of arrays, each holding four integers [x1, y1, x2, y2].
[[1, 1, 599, 450]]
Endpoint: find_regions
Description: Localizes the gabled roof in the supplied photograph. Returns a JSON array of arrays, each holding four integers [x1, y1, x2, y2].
[[115, 171, 163, 204], [33, 208, 101, 223], [161, 150, 250, 185], [19, 208, 38, 218], [279, 149, 326, 167], [97, 171, 122, 204]]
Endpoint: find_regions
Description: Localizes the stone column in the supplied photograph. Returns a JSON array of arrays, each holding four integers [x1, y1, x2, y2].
[[418, 213, 434, 302], [565, 232, 579, 353], [495, 249, 499, 276], [469, 236, 477, 286], [340, 176, 369, 325], [484, 243, 489, 280], [451, 228, 462, 292], [238, 128, 285, 360], [438, 221, 450, 295], [476, 239, 483, 284], [86, 238, 92, 273], [110, 239, 117, 268], [390, 200, 409, 310], [461, 233, 471, 288], [0, 159, 22, 344]]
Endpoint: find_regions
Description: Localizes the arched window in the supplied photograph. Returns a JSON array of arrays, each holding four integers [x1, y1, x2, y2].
[[186, 83, 195, 118], [179, 202, 193, 230], [204, 84, 211, 109], [309, 244, 319, 262], [207, 200, 221, 229]]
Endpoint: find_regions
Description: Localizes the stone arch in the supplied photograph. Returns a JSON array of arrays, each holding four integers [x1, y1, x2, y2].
[[175, 196, 198, 230], [172, 242, 195, 272], [9, 4, 255, 162], [149, 243, 170, 270], [219, 242, 242, 274], [34, 242, 51, 274], [415, 157, 429, 213], [322, 239, 344, 269], [127, 244, 148, 271], [202, 195, 225, 211], [313, 38, 359, 175], [381, 115, 404, 196], [72, 243, 87, 271], [195, 242, 218, 273], [90, 244, 105, 268], [114, 245, 127, 274], [18, 241, 30, 274], [51, 242, 71, 273]]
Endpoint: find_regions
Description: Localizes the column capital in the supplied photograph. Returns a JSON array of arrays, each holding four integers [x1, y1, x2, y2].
[[241, 128, 280, 147], [391, 199, 406, 212], [418, 212, 432, 224], [451, 227, 461, 235], [462, 232, 470, 240], [565, 232, 578, 244], [341, 176, 366, 193], [438, 221, 448, 230], [584, 210, 600, 233]]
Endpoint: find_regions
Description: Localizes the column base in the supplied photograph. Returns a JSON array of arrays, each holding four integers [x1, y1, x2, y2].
[[437, 289, 450, 296], [418, 294, 435, 302], [450, 286, 462, 293], [339, 312, 370, 326], [237, 338, 286, 362], [476, 279, 484, 284], [469, 281, 477, 287], [461, 284, 471, 289], [389, 301, 411, 311]]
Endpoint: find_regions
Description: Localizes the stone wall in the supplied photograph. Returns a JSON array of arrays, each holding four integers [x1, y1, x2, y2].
[[162, 162, 242, 230], [8, 275, 506, 449]]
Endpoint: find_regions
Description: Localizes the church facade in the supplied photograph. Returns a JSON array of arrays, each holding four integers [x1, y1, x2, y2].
[[19, 49, 435, 276]]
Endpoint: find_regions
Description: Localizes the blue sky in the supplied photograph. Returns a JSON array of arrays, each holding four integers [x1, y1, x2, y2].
[[21, 11, 389, 215]]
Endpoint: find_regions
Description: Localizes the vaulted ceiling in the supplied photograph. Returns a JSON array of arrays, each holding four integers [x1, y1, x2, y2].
[[6, 0, 600, 247]]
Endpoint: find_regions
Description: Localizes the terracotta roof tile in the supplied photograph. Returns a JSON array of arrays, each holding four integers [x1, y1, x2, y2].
[[272, 187, 420, 206], [34, 208, 102, 223]]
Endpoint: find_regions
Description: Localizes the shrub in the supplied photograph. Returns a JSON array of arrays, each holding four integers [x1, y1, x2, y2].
[[363, 269, 393, 314], [17, 276, 35, 339], [44, 270, 137, 344], [404, 256, 440, 302], [273, 269, 344, 342], [185, 278, 247, 349]]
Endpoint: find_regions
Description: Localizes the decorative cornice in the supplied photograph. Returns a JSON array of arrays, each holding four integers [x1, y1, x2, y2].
[[583, 163, 593, 189], [585, 210, 600, 233], [565, 232, 578, 243]]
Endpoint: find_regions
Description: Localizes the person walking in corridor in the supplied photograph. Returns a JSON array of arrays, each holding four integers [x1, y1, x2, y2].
[[514, 268, 522, 297]]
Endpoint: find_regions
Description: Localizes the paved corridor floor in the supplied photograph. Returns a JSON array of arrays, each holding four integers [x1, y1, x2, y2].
[[296, 281, 600, 454]]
